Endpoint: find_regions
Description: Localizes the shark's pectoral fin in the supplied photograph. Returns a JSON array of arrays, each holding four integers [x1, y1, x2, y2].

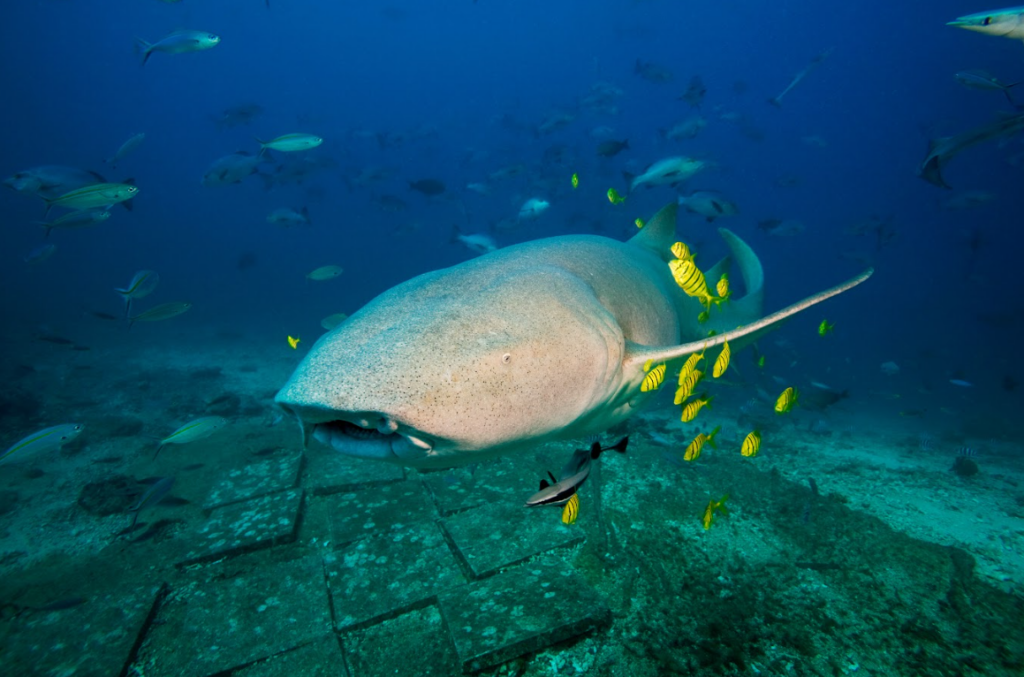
[[624, 269, 873, 374], [717, 228, 764, 316]]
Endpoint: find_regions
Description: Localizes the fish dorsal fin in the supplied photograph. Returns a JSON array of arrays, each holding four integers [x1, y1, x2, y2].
[[628, 202, 677, 259], [623, 269, 873, 374], [547, 471, 558, 484], [539, 478, 550, 490]]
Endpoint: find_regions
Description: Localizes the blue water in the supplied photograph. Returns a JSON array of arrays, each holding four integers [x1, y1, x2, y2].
[[2, 1, 1023, 674], [4, 1, 1022, 407]]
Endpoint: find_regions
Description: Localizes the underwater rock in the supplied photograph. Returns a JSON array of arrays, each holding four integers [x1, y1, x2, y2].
[[0, 490, 19, 516], [951, 456, 979, 477], [206, 391, 241, 417], [0, 388, 44, 425], [78, 475, 140, 516], [89, 415, 145, 438]]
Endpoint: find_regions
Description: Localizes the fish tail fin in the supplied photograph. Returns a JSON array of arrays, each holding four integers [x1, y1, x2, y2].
[[301, 205, 310, 223], [606, 436, 629, 454], [621, 170, 635, 193], [135, 38, 153, 65], [708, 425, 720, 448]]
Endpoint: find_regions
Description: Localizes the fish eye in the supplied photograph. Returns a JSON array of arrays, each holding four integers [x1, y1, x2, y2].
[[984, 16, 992, 25], [501, 353, 512, 364]]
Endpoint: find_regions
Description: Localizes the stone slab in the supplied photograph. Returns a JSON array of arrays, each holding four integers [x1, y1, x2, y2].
[[203, 451, 303, 509], [325, 522, 464, 630], [142, 555, 332, 677], [179, 489, 302, 566], [232, 635, 347, 677], [306, 451, 405, 495], [418, 459, 521, 516], [316, 480, 437, 545], [438, 557, 611, 673], [343, 605, 459, 677], [441, 499, 584, 579], [2, 584, 162, 677]]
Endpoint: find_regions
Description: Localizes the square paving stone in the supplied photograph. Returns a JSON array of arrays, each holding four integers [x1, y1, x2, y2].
[[315, 480, 437, 545], [438, 557, 611, 673], [232, 635, 347, 677], [324, 522, 464, 630], [343, 605, 459, 677], [179, 489, 302, 566], [2, 584, 163, 677], [441, 499, 584, 579], [142, 555, 332, 677], [418, 459, 520, 516], [204, 451, 303, 509], [306, 451, 405, 495]]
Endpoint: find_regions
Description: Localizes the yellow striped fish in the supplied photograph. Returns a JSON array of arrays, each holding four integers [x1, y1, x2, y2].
[[741, 430, 761, 457], [774, 387, 799, 414], [715, 274, 731, 302], [684, 425, 720, 461], [678, 350, 705, 384], [669, 259, 710, 300], [702, 494, 729, 530], [562, 493, 579, 525], [681, 394, 713, 422], [712, 341, 730, 378], [674, 369, 703, 405], [641, 362, 666, 392], [670, 241, 695, 262]]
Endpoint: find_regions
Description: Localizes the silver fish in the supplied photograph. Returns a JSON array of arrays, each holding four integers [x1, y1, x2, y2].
[[919, 111, 1024, 188], [157, 416, 227, 456], [2, 424, 84, 465]]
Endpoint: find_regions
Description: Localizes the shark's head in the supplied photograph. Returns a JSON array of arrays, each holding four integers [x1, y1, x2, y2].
[[948, 8, 1024, 39], [274, 263, 625, 469]]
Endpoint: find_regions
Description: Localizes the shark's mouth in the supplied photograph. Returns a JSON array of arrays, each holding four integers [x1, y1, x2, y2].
[[309, 418, 435, 463]]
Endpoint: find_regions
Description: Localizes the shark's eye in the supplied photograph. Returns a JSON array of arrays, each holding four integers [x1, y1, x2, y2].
[[984, 16, 992, 25], [502, 353, 512, 364]]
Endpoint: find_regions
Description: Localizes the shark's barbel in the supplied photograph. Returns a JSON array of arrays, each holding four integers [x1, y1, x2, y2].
[[275, 202, 871, 470]]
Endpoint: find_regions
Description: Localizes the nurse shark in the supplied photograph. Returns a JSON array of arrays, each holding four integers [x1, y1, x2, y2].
[[275, 202, 871, 469]]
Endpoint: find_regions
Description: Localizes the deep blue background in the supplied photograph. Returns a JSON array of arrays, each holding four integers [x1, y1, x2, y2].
[[2, 0, 1021, 432]]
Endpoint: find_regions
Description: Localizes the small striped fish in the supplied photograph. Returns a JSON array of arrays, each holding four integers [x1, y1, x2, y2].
[[712, 341, 730, 378], [678, 350, 705, 385], [681, 394, 712, 423], [775, 387, 798, 414], [670, 241, 695, 262], [741, 430, 761, 458], [641, 362, 667, 392], [715, 273, 730, 301], [957, 447, 977, 457], [669, 258, 710, 300], [561, 493, 579, 525], [675, 369, 703, 405], [684, 425, 720, 462]]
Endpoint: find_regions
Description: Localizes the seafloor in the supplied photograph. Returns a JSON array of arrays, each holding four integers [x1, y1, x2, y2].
[[1, 323, 1023, 677]]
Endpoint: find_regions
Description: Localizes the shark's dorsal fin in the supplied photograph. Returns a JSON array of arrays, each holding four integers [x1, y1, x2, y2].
[[623, 269, 873, 373], [628, 202, 677, 260]]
